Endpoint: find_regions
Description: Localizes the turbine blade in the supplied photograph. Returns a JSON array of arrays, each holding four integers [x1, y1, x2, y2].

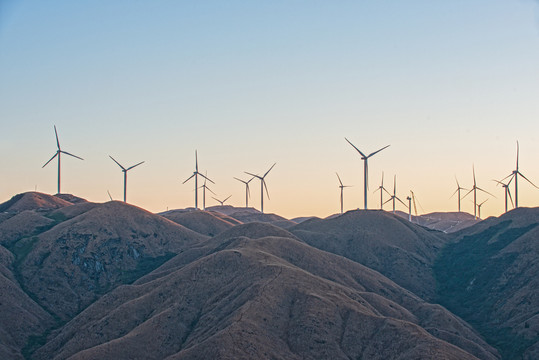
[[473, 165, 476, 186], [247, 183, 251, 198], [507, 187, 514, 207], [517, 171, 539, 189], [367, 144, 390, 158], [462, 188, 474, 199], [54, 125, 60, 150], [195, 150, 198, 172], [199, 172, 215, 184], [336, 172, 343, 186], [127, 161, 144, 171], [211, 196, 220, 202], [107, 190, 113, 201], [383, 187, 392, 197], [234, 177, 247, 184], [109, 156, 126, 171], [207, 186, 217, 196], [224, 195, 232, 202], [455, 175, 460, 188], [182, 173, 195, 184], [516, 141, 519, 171], [383, 197, 393, 205], [396, 196, 407, 207], [42, 152, 58, 168], [476, 187, 496, 198], [263, 163, 276, 178], [449, 188, 459, 199], [344, 138, 367, 157], [263, 180, 270, 200], [61, 151, 84, 161], [245, 171, 261, 179]]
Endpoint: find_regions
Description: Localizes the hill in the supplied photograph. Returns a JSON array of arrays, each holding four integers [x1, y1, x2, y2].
[[435, 207, 539, 359], [0, 192, 73, 214], [206, 205, 298, 228], [159, 209, 240, 236], [15, 201, 207, 321], [289, 210, 448, 301], [33, 224, 497, 360]]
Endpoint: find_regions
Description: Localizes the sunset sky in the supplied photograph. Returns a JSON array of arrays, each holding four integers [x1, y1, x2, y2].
[[1, 1, 539, 219]]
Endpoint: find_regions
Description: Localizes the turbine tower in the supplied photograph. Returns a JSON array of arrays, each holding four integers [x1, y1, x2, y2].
[[501, 141, 538, 208], [42, 125, 83, 194], [183, 151, 213, 209], [109, 156, 144, 203], [234, 176, 254, 208], [406, 195, 412, 222], [199, 173, 216, 210], [493, 179, 513, 213], [450, 177, 468, 212], [374, 172, 391, 210], [245, 163, 276, 214], [212, 195, 232, 206], [345, 138, 390, 210], [383, 175, 406, 213], [463, 166, 494, 220], [336, 172, 352, 214]]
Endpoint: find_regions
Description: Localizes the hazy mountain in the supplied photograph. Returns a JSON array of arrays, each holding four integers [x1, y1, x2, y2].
[[206, 205, 298, 228], [33, 225, 497, 360], [393, 210, 479, 233], [435, 207, 539, 359], [160, 209, 240, 236], [289, 210, 447, 301]]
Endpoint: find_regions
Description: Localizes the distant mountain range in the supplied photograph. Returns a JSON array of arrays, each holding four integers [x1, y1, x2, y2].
[[0, 192, 536, 359]]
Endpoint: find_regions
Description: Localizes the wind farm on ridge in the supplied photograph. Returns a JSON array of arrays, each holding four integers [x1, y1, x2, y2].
[[33, 125, 539, 221]]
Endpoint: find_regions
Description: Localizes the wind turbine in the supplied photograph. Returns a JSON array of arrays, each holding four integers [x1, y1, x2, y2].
[[501, 141, 538, 208], [336, 172, 352, 214], [212, 195, 232, 206], [383, 175, 406, 213], [493, 179, 514, 213], [450, 177, 468, 212], [476, 199, 488, 220], [374, 172, 391, 210], [199, 173, 216, 210], [463, 166, 494, 220], [245, 163, 276, 213], [234, 176, 254, 208], [345, 138, 390, 210], [42, 125, 83, 194], [109, 156, 144, 203], [182, 151, 214, 209]]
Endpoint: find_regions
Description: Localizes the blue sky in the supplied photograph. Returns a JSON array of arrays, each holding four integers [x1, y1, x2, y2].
[[1, 1, 539, 218]]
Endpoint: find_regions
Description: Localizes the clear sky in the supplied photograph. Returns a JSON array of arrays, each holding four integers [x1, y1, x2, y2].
[[1, 0, 539, 219]]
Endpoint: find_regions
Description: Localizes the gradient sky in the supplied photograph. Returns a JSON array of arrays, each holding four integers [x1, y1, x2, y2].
[[1, 0, 539, 219]]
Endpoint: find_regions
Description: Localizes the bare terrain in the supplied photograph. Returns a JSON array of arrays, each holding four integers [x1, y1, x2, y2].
[[0, 192, 536, 359]]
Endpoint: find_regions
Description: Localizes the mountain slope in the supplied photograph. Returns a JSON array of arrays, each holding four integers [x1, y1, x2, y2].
[[33, 225, 498, 360], [435, 207, 539, 359], [290, 210, 447, 301]]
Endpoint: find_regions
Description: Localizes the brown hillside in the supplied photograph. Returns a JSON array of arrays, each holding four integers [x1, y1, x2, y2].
[[160, 209, 239, 236], [207, 205, 298, 228], [0, 210, 55, 247], [34, 232, 497, 360], [290, 209, 447, 301], [17, 201, 208, 321], [0, 192, 73, 213], [0, 245, 55, 360], [435, 207, 539, 359]]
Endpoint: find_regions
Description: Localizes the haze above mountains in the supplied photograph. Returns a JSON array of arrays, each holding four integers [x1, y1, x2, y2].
[[0, 192, 537, 359]]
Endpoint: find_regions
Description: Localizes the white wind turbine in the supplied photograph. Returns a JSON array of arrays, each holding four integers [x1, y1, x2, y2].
[[345, 138, 390, 210], [450, 176, 468, 212], [500, 141, 538, 208], [183, 151, 214, 209], [42, 125, 84, 194], [463, 166, 494, 220], [109, 156, 144, 203], [476, 199, 488, 220], [336, 172, 352, 214], [245, 163, 276, 214], [374, 172, 391, 210], [199, 173, 216, 211], [234, 176, 254, 208], [493, 179, 514, 213], [383, 175, 406, 213], [212, 195, 232, 206]]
